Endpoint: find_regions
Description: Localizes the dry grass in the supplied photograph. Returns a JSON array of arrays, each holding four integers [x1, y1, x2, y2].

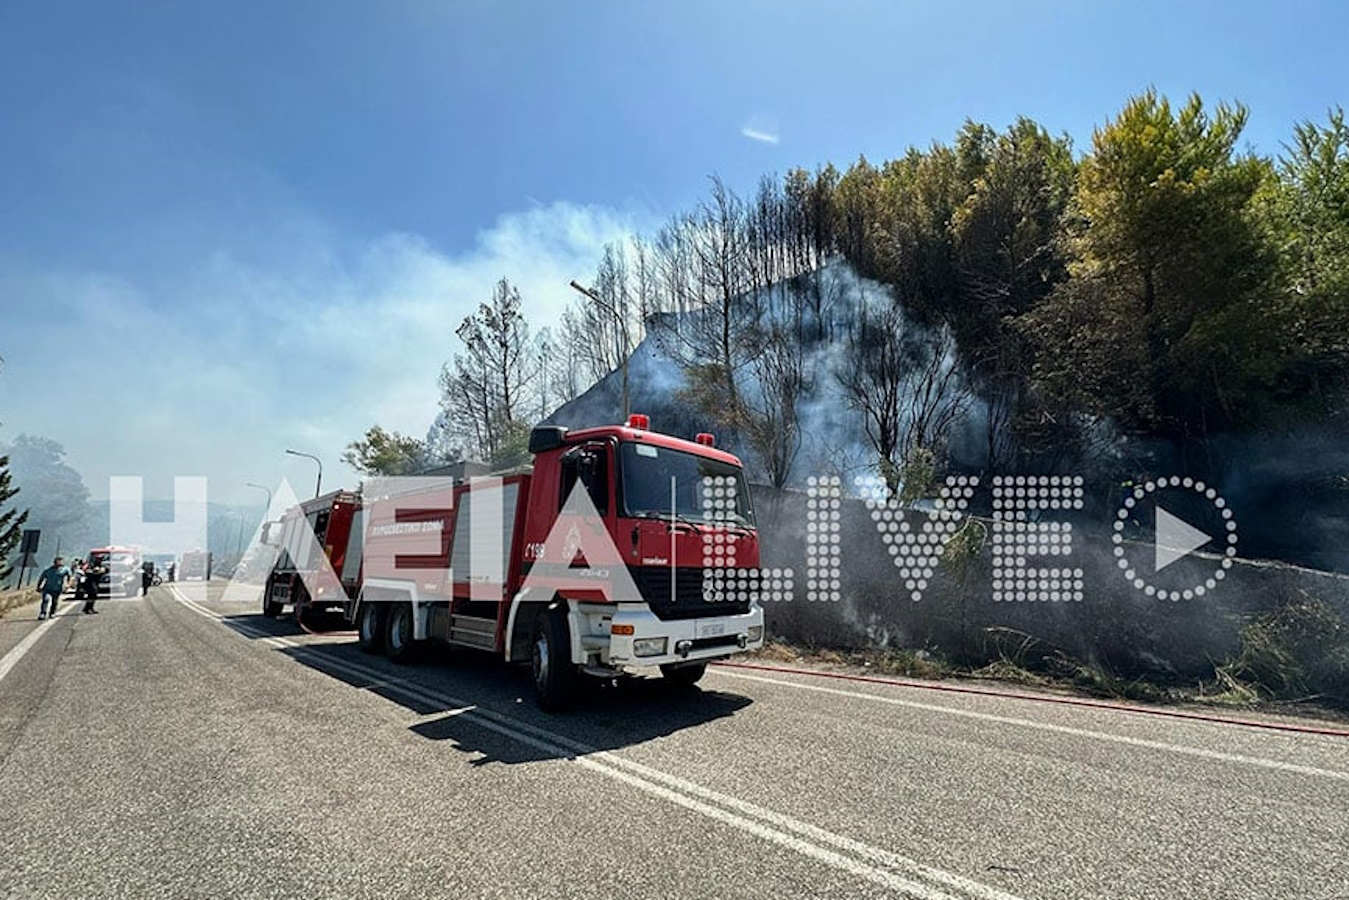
[[969, 659, 1052, 687], [748, 640, 803, 663], [0, 588, 37, 618], [747, 638, 950, 679]]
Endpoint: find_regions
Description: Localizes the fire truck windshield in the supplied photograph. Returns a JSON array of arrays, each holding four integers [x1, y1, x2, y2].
[[619, 442, 755, 527]]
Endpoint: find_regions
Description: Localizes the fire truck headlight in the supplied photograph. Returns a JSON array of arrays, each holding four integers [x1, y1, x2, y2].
[[748, 625, 764, 644], [633, 637, 668, 658]]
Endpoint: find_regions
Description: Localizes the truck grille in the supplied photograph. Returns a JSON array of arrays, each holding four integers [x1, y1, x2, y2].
[[630, 566, 755, 621]]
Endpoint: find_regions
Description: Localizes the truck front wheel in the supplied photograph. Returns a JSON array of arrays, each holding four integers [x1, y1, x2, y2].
[[660, 661, 708, 687], [532, 605, 578, 712], [356, 602, 386, 655]]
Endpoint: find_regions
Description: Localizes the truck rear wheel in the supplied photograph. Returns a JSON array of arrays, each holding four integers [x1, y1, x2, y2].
[[385, 603, 417, 664], [262, 579, 283, 618], [532, 604, 578, 712], [660, 661, 708, 687], [356, 602, 386, 654]]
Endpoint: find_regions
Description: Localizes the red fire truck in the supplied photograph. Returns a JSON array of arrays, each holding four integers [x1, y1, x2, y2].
[[262, 490, 363, 619], [263, 416, 766, 708]]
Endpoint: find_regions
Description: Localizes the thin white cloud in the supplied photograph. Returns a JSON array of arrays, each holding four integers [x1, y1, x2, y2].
[[741, 113, 780, 145], [741, 126, 780, 145]]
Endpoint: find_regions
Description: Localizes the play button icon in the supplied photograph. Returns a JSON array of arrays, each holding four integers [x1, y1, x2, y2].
[[1114, 476, 1239, 600], [1154, 506, 1212, 572]]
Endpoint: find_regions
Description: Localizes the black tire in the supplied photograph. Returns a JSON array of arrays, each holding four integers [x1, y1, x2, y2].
[[290, 581, 312, 626], [385, 603, 417, 664], [262, 578, 284, 618], [356, 602, 386, 655], [532, 604, 578, 712], [660, 661, 708, 687]]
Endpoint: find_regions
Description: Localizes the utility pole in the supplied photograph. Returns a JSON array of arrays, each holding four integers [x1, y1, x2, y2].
[[569, 279, 630, 419]]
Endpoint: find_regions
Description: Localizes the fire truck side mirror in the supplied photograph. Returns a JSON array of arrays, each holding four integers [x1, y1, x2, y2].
[[529, 426, 567, 453]]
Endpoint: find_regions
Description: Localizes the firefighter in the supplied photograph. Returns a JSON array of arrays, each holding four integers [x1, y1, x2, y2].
[[82, 557, 105, 614]]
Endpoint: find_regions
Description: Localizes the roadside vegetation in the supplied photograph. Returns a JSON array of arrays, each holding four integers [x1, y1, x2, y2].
[[752, 592, 1349, 720], [0, 587, 35, 618]]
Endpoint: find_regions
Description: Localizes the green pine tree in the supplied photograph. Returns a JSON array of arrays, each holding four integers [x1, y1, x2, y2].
[[0, 451, 29, 583]]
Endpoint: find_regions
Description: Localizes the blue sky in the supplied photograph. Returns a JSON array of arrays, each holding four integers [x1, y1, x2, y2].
[[1, 0, 1345, 504]]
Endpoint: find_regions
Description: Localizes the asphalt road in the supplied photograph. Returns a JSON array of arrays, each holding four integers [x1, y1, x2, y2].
[[1, 584, 1346, 900]]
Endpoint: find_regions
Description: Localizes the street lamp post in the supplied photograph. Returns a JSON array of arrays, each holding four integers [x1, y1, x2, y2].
[[285, 449, 323, 499], [569, 279, 630, 419], [233, 513, 245, 562], [245, 482, 272, 514], [243, 482, 272, 565]]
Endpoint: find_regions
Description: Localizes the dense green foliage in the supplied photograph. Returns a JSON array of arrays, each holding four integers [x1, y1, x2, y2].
[[341, 425, 433, 477], [822, 93, 1347, 456], [0, 450, 29, 581], [406, 92, 1348, 488], [0, 435, 91, 561]]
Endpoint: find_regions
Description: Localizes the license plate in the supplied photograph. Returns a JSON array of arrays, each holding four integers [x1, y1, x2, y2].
[[697, 621, 726, 638]]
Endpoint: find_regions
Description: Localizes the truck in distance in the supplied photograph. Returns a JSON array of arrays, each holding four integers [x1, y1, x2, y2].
[[179, 549, 214, 581]]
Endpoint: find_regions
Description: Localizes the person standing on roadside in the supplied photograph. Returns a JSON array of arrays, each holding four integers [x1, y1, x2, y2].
[[36, 556, 69, 620], [71, 559, 86, 597]]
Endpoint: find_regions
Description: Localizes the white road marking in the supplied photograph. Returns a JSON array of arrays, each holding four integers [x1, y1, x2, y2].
[[170, 585, 1025, 900], [0, 600, 82, 684], [711, 668, 1349, 783], [169, 586, 290, 648]]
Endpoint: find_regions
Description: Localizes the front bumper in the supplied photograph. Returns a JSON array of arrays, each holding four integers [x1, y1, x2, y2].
[[96, 574, 139, 596], [598, 603, 764, 669]]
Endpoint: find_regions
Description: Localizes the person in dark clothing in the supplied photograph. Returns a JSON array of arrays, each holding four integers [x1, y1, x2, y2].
[[82, 558, 105, 614], [142, 561, 155, 595]]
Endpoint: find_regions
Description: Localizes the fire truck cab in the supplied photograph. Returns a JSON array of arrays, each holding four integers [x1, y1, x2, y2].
[[352, 416, 764, 708]]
